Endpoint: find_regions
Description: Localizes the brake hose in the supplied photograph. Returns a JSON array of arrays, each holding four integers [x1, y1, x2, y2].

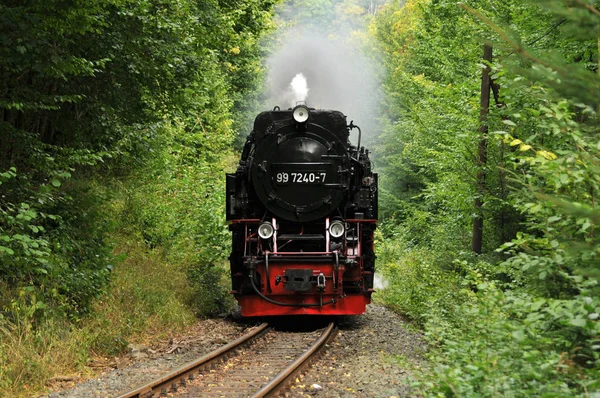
[[249, 273, 339, 307]]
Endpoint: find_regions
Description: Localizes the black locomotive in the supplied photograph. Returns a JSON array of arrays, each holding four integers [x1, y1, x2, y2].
[[226, 104, 378, 316]]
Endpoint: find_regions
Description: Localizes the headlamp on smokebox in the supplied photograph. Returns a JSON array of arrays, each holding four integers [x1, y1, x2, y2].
[[292, 104, 310, 124]]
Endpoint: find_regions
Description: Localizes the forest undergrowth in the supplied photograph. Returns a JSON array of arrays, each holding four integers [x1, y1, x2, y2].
[[372, 0, 600, 396], [0, 125, 240, 397], [0, 0, 274, 395]]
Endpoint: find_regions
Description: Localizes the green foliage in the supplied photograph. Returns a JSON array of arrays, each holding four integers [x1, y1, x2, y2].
[[371, 0, 600, 395], [121, 121, 237, 317], [1, 0, 275, 312], [0, 236, 196, 396], [376, 237, 466, 325], [424, 284, 599, 396], [1, 0, 275, 394], [0, 174, 114, 320], [187, 264, 235, 316]]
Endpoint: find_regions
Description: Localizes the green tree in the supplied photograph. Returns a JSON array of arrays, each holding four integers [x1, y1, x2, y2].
[[371, 0, 600, 394]]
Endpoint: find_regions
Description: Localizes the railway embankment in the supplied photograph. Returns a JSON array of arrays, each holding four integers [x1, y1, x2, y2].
[[286, 305, 426, 397], [42, 318, 250, 398]]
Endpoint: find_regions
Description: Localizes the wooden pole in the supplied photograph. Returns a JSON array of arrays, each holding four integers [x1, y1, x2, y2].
[[472, 44, 492, 254]]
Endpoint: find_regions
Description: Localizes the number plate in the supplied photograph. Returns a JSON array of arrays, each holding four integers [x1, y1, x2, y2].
[[275, 171, 327, 184]]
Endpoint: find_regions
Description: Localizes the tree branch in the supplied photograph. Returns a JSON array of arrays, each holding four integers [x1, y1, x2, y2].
[[457, 3, 570, 77], [572, 0, 600, 17]]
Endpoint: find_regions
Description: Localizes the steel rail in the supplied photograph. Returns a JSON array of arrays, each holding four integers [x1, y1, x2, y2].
[[115, 323, 269, 398], [251, 322, 335, 398]]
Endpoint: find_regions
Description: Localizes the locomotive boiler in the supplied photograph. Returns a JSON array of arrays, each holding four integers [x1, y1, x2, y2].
[[226, 104, 377, 316]]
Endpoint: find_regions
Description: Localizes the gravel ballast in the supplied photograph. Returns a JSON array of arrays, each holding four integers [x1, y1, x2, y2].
[[42, 319, 251, 398], [285, 304, 426, 397], [44, 304, 425, 398]]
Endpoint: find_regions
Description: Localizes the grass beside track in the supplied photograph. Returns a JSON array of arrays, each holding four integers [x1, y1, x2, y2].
[[0, 235, 197, 398]]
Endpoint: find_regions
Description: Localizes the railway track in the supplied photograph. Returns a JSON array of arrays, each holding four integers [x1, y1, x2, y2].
[[116, 322, 335, 398]]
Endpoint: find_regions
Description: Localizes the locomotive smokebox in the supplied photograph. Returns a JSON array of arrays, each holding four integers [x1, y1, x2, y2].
[[249, 107, 351, 223]]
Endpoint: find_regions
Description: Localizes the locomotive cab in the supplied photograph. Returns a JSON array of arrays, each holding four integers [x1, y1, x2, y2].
[[226, 106, 377, 316]]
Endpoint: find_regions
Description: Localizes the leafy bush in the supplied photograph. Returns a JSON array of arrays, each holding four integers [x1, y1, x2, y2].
[[372, 0, 600, 396], [0, 0, 275, 395], [0, 236, 197, 396], [423, 284, 599, 396], [0, 173, 115, 321], [376, 231, 465, 325], [120, 121, 237, 317], [187, 264, 235, 316]]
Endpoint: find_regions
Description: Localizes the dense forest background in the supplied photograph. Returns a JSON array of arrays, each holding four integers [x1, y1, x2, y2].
[[1, 0, 599, 396], [372, 0, 600, 394], [0, 0, 275, 394]]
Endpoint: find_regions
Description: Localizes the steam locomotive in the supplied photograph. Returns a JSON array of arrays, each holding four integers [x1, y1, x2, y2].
[[226, 104, 377, 316]]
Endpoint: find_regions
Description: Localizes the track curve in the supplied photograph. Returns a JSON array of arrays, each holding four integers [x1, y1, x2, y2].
[[116, 323, 269, 398], [116, 322, 335, 398]]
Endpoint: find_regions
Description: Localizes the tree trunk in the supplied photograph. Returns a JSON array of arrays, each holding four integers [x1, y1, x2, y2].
[[472, 44, 492, 254]]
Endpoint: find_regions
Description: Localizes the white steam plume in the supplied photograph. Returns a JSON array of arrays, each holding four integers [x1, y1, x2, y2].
[[265, 29, 381, 139], [289, 73, 309, 106], [374, 273, 389, 290]]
